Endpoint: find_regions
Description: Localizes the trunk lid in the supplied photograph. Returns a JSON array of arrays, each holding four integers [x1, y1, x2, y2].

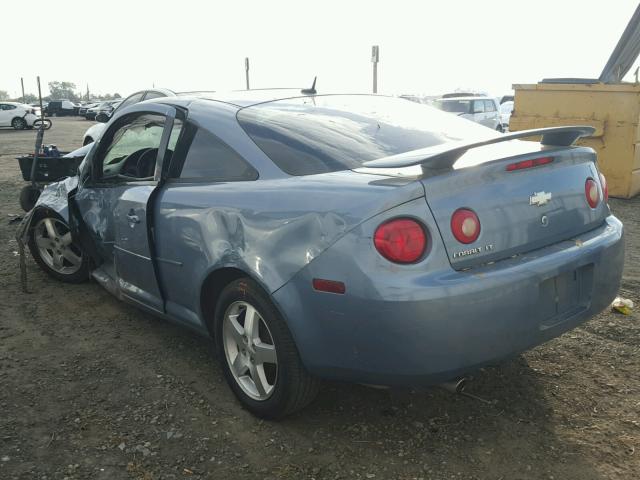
[[420, 141, 609, 269]]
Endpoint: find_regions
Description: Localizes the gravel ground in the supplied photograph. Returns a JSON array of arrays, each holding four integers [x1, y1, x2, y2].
[[0, 118, 638, 480]]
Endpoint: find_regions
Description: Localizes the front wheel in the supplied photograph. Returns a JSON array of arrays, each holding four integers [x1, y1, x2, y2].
[[215, 278, 320, 419], [28, 213, 90, 283]]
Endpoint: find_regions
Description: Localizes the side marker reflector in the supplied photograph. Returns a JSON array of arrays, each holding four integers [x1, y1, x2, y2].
[[312, 278, 346, 294]]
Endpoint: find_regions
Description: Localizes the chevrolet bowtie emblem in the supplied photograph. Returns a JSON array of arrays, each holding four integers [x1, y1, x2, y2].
[[529, 191, 552, 206]]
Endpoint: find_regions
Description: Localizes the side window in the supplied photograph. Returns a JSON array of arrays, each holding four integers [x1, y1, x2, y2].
[[484, 100, 496, 112], [117, 93, 143, 111], [99, 114, 166, 180], [473, 100, 485, 113], [172, 126, 257, 181], [144, 91, 165, 100]]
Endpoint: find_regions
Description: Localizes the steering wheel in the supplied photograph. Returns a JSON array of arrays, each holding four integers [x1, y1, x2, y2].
[[120, 148, 153, 177], [136, 148, 158, 178]]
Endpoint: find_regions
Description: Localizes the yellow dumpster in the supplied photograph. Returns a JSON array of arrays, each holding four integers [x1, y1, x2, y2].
[[510, 82, 640, 198]]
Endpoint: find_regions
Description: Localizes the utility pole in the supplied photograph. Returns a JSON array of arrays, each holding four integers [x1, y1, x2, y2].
[[245, 57, 250, 90], [371, 45, 379, 93], [21, 77, 25, 103]]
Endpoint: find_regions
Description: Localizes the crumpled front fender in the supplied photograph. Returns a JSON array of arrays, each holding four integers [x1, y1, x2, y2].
[[15, 176, 78, 245]]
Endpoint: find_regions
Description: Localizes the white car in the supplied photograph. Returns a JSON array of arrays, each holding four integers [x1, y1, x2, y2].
[[0, 102, 41, 130], [82, 88, 175, 145], [500, 100, 514, 131], [432, 96, 503, 131]]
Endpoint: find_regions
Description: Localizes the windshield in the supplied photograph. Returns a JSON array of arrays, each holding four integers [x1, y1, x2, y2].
[[238, 95, 497, 176], [433, 99, 472, 114]]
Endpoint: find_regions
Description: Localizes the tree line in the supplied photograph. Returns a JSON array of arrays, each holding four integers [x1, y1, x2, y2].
[[0, 81, 121, 103]]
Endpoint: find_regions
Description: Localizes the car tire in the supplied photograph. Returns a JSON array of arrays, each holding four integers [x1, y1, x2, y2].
[[496, 124, 504, 133], [215, 278, 320, 419], [28, 212, 90, 283], [19, 186, 41, 212], [11, 117, 27, 130], [83, 136, 94, 146]]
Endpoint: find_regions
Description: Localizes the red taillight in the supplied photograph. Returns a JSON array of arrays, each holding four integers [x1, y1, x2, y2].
[[599, 172, 608, 203], [451, 208, 480, 244], [312, 278, 346, 294], [506, 156, 554, 171], [585, 178, 600, 208], [374, 218, 427, 264]]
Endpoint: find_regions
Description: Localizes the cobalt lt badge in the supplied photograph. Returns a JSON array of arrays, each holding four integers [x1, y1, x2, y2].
[[529, 191, 552, 207]]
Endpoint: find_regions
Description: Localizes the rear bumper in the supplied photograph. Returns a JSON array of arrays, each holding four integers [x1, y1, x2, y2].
[[273, 215, 624, 386]]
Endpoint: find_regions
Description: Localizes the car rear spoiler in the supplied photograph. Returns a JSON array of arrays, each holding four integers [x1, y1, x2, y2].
[[361, 126, 595, 170]]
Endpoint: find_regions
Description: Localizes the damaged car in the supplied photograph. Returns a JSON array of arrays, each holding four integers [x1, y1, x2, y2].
[[18, 91, 624, 419]]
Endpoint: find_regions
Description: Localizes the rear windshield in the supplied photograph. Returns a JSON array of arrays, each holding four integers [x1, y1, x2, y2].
[[433, 99, 472, 114], [237, 95, 495, 176]]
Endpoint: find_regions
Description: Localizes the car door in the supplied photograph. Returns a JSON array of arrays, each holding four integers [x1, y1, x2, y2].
[[74, 103, 179, 313], [472, 99, 486, 125], [0, 104, 9, 126], [483, 100, 499, 129]]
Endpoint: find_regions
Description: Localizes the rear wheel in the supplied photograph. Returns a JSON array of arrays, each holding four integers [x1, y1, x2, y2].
[[28, 213, 90, 283], [11, 117, 27, 130], [215, 278, 320, 419]]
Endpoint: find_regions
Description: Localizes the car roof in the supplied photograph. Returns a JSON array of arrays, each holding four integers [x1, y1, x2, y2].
[[175, 88, 322, 107]]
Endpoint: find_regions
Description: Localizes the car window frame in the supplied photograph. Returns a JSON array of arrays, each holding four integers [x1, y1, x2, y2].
[[87, 104, 178, 188]]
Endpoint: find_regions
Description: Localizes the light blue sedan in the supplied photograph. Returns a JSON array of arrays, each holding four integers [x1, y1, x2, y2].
[[19, 90, 624, 418]]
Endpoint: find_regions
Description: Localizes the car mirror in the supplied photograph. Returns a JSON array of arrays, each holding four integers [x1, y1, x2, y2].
[[95, 112, 109, 123]]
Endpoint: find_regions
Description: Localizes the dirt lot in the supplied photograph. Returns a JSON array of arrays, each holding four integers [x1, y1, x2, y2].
[[0, 117, 639, 480]]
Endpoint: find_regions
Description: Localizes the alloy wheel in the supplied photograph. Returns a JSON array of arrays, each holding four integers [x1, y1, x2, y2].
[[222, 301, 278, 401], [33, 217, 83, 275]]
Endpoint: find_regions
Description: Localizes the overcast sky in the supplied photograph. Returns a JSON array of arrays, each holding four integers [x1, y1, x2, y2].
[[3, 0, 640, 99]]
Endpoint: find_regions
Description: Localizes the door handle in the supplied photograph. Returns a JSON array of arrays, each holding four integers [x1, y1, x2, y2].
[[127, 209, 141, 225]]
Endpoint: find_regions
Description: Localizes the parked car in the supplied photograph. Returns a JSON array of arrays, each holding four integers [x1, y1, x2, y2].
[[45, 100, 79, 116], [79, 102, 100, 117], [0, 102, 41, 129], [19, 92, 623, 419], [82, 89, 175, 145], [500, 100, 514, 131], [432, 96, 503, 131], [84, 102, 104, 120], [94, 100, 122, 119], [84, 100, 120, 121]]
